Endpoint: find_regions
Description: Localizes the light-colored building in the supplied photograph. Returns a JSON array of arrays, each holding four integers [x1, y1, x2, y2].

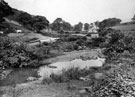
[[88, 23, 99, 33], [86, 23, 99, 38]]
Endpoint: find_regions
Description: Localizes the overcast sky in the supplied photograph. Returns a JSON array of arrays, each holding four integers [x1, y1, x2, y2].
[[6, 0, 135, 25]]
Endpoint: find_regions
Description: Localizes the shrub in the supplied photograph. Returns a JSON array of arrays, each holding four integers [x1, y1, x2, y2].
[[0, 36, 50, 69], [67, 36, 79, 41], [50, 67, 91, 83], [90, 64, 135, 97]]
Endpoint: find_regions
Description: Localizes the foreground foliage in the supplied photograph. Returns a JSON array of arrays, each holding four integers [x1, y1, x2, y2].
[[88, 28, 135, 97], [90, 63, 135, 97], [0, 36, 51, 69]]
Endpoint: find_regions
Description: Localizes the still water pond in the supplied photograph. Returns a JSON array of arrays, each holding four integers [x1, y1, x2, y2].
[[0, 57, 105, 86], [38, 57, 105, 79]]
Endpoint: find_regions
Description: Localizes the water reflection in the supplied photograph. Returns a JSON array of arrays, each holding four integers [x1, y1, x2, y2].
[[38, 57, 105, 80]]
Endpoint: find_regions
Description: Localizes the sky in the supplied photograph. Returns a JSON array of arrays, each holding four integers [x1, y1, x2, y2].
[[6, 0, 135, 25]]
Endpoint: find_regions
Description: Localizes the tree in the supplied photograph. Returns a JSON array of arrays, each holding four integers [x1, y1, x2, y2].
[[132, 15, 135, 22], [17, 13, 49, 31], [51, 18, 72, 31], [17, 12, 32, 27], [0, 0, 14, 30], [51, 18, 64, 31], [32, 16, 49, 31], [62, 22, 72, 31], [94, 21, 100, 27], [84, 23, 89, 31], [0, 0, 14, 23], [99, 18, 121, 29], [73, 22, 83, 32]]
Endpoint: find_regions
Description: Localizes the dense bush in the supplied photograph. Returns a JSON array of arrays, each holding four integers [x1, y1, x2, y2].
[[99, 28, 135, 62], [90, 64, 135, 97], [49, 67, 91, 83], [17, 12, 49, 31], [51, 18, 73, 31], [98, 18, 121, 29], [0, 36, 50, 69], [90, 37, 105, 48], [0, 0, 14, 23]]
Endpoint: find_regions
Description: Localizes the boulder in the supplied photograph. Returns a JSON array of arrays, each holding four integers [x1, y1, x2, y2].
[[94, 73, 104, 79], [27, 77, 37, 81]]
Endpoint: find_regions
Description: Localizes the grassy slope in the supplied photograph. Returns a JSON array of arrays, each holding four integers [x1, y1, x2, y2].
[[111, 24, 135, 31], [111, 23, 135, 36]]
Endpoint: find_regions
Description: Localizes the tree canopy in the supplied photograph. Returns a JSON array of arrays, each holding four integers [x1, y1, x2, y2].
[[132, 15, 135, 21], [0, 0, 14, 30], [32, 16, 49, 31], [17, 13, 49, 31], [99, 18, 121, 29], [51, 18, 72, 31], [0, 0, 14, 23], [73, 22, 83, 32], [84, 23, 89, 31]]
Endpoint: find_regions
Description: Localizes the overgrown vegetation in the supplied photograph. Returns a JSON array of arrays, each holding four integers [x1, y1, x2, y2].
[[17, 13, 49, 31], [0, 36, 52, 69], [50, 67, 90, 83], [0, 0, 14, 24], [42, 67, 100, 84], [85, 27, 135, 96], [42, 28, 135, 96], [89, 63, 135, 97]]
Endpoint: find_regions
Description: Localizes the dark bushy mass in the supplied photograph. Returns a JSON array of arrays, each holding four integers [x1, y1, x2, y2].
[[0, 0, 14, 30], [51, 18, 72, 31], [17, 13, 49, 31], [0, 36, 51, 69], [0, 0, 14, 23], [99, 18, 121, 29], [73, 22, 83, 31]]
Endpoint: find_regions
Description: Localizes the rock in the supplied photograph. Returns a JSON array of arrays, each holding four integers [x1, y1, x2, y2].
[[0, 70, 12, 80], [27, 77, 37, 81], [79, 89, 87, 94], [79, 77, 90, 81], [79, 86, 92, 94], [94, 73, 103, 79]]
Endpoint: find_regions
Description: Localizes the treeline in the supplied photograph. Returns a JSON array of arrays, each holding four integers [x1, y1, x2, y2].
[[0, 0, 14, 30], [15, 13, 49, 31], [50, 18, 122, 32], [0, 0, 122, 33]]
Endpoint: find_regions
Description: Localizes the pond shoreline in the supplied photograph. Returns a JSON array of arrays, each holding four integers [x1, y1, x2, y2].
[[0, 49, 107, 97], [0, 49, 104, 86]]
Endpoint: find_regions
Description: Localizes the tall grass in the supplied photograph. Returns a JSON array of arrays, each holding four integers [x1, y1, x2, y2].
[[42, 67, 99, 84]]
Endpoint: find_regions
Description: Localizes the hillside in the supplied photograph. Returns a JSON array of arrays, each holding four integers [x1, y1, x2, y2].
[[7, 8, 25, 21], [112, 23, 135, 31], [0, 0, 49, 34], [111, 23, 135, 35]]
